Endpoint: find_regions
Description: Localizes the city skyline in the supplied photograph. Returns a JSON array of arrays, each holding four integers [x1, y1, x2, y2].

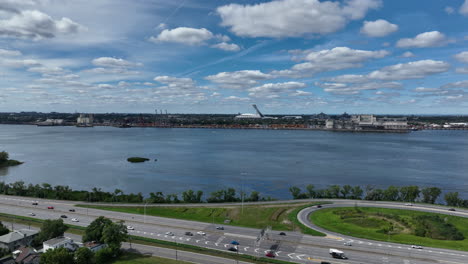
[[1, 0, 468, 114]]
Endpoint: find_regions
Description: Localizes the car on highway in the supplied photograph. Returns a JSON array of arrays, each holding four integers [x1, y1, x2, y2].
[[448, 208, 456, 211], [344, 241, 352, 246], [317, 205, 322, 208], [320, 262, 331, 264], [405, 203, 413, 206], [166, 232, 175, 236], [216, 226, 224, 230], [279, 232, 286, 236], [69, 209, 75, 212], [71, 218, 79, 222], [47, 206, 54, 209], [196, 231, 206, 236], [126, 226, 134, 230], [32, 202, 38, 205], [265, 250, 275, 258], [228, 246, 238, 252], [230, 240, 239, 245], [28, 213, 35, 216], [411, 245, 423, 249], [60, 215, 67, 218], [184, 232, 193, 236]]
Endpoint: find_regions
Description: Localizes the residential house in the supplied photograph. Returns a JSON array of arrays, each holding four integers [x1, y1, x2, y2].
[[0, 230, 38, 251], [43, 237, 78, 252]]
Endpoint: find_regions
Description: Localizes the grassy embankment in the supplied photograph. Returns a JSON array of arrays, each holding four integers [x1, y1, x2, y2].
[[0, 212, 298, 264], [311, 207, 468, 251], [112, 252, 191, 264], [77, 203, 326, 236]]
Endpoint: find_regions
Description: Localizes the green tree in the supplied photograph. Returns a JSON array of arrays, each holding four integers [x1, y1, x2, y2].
[[445, 192, 462, 207], [41, 248, 74, 264], [365, 189, 384, 201], [421, 187, 441, 204], [0, 221, 9, 236], [340, 185, 352, 199], [83, 216, 113, 243], [289, 186, 302, 199], [102, 221, 128, 254], [305, 184, 316, 198], [350, 186, 363, 199], [0, 151, 8, 162], [36, 219, 68, 243], [95, 248, 114, 264], [326, 185, 341, 198], [399, 186, 420, 202], [383, 186, 400, 201], [248, 191, 260, 202], [75, 247, 95, 264]]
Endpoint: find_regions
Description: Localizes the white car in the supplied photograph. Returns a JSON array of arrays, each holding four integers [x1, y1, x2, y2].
[[28, 213, 35, 216], [197, 231, 206, 236], [405, 203, 413, 206], [411, 245, 423, 249], [165, 232, 174, 236], [71, 218, 79, 222], [344, 241, 352, 246], [126, 226, 134, 230]]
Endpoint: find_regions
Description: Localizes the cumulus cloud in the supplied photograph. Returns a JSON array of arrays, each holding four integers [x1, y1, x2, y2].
[[441, 80, 468, 89], [454, 51, 468, 63], [318, 81, 402, 95], [0, 48, 22, 56], [456, 67, 468, 74], [413, 87, 442, 93], [396, 31, 448, 48], [0, 10, 85, 39], [247, 81, 307, 98], [322, 74, 368, 83], [92, 57, 143, 68], [2, 59, 41, 68], [153, 76, 208, 103], [27, 66, 65, 75], [211, 42, 241, 52], [205, 70, 272, 89], [400, 51, 415, 58], [461, 0, 468, 15], [217, 0, 381, 38], [360, 19, 398, 37], [273, 47, 388, 78], [368, 60, 450, 81], [150, 27, 214, 45]]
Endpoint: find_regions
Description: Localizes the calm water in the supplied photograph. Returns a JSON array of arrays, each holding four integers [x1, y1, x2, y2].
[[0, 125, 467, 199]]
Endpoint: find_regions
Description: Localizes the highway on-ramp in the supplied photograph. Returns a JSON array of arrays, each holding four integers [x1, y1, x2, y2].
[[0, 195, 467, 264]]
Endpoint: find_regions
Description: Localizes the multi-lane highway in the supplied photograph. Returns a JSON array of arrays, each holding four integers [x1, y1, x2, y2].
[[0, 195, 467, 264]]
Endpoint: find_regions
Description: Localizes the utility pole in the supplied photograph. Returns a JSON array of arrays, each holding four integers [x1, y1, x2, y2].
[[144, 202, 148, 224]]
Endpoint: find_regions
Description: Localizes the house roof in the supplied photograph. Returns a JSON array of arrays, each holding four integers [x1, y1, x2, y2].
[[0, 256, 15, 264], [43, 237, 73, 246], [84, 241, 104, 249], [0, 229, 38, 244], [15, 247, 38, 263]]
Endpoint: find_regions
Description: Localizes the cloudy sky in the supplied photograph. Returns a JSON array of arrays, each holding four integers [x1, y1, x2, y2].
[[1, 0, 468, 114]]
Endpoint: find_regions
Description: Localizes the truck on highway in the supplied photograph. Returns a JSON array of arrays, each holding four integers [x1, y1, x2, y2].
[[329, 248, 347, 259]]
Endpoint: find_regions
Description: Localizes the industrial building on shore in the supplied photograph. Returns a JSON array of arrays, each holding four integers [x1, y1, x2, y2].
[[325, 114, 408, 131]]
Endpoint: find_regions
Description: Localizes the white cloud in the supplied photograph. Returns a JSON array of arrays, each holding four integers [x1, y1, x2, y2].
[[92, 57, 143, 68], [205, 70, 272, 89], [445, 6, 455, 14], [152, 76, 208, 103], [456, 67, 468, 74], [2, 59, 41, 68], [211, 42, 241, 52], [323, 74, 368, 83], [223, 96, 250, 102], [150, 27, 213, 46], [454, 51, 468, 63], [0, 48, 22, 56], [396, 31, 448, 48], [273, 47, 388, 78], [319, 81, 402, 94], [441, 80, 468, 89], [27, 66, 65, 75], [400, 51, 415, 58], [413, 87, 442, 93], [83, 67, 140, 75], [360, 19, 398, 37], [0, 10, 85, 40], [368, 60, 450, 81], [248, 81, 307, 98], [217, 0, 381, 38], [460, 0, 468, 15]]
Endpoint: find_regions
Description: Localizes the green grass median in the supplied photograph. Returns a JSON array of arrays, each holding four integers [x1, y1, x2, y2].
[[310, 207, 468, 251]]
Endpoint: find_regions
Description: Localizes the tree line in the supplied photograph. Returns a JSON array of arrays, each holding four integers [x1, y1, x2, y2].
[[0, 181, 273, 204], [289, 184, 468, 208]]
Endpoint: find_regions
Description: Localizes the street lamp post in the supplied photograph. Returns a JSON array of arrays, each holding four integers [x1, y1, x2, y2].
[[144, 202, 148, 224], [174, 236, 178, 261]]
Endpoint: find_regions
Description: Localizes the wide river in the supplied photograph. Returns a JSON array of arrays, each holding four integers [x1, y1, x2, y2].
[[0, 125, 467, 199]]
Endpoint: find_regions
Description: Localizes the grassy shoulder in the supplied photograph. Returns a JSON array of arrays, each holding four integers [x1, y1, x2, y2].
[[112, 252, 191, 264], [77, 202, 326, 232], [310, 207, 468, 251]]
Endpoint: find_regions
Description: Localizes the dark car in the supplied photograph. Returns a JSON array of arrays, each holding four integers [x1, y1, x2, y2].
[[69, 209, 75, 212], [47, 206, 54, 209], [279, 232, 286, 236], [321, 262, 331, 264], [228, 246, 238, 252], [317, 205, 322, 208], [32, 202, 38, 205], [185, 232, 193, 236], [448, 208, 456, 211], [265, 250, 275, 258], [60, 215, 67, 218], [216, 226, 224, 230]]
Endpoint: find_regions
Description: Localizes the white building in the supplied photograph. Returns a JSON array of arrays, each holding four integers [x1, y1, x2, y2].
[[43, 237, 79, 252]]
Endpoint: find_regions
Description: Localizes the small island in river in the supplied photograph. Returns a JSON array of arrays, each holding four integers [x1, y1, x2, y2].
[[127, 157, 150, 163], [0, 151, 23, 168]]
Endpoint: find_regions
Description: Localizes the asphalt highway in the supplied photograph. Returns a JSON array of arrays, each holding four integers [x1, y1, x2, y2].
[[0, 195, 467, 264]]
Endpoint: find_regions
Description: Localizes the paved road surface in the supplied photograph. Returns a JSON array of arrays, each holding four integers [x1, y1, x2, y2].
[[0, 195, 466, 264]]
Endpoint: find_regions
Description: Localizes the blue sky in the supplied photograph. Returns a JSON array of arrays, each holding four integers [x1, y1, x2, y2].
[[1, 0, 468, 114]]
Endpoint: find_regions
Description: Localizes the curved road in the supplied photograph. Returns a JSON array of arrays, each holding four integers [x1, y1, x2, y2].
[[0, 195, 467, 264]]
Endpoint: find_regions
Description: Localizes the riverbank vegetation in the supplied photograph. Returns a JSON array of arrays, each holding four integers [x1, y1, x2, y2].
[[78, 203, 325, 234], [311, 207, 468, 251], [289, 184, 468, 208], [0, 151, 23, 168], [127, 157, 150, 163]]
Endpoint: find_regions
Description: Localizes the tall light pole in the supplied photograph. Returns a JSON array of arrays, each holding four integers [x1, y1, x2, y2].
[[174, 236, 178, 261], [240, 172, 247, 215], [144, 202, 148, 224]]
